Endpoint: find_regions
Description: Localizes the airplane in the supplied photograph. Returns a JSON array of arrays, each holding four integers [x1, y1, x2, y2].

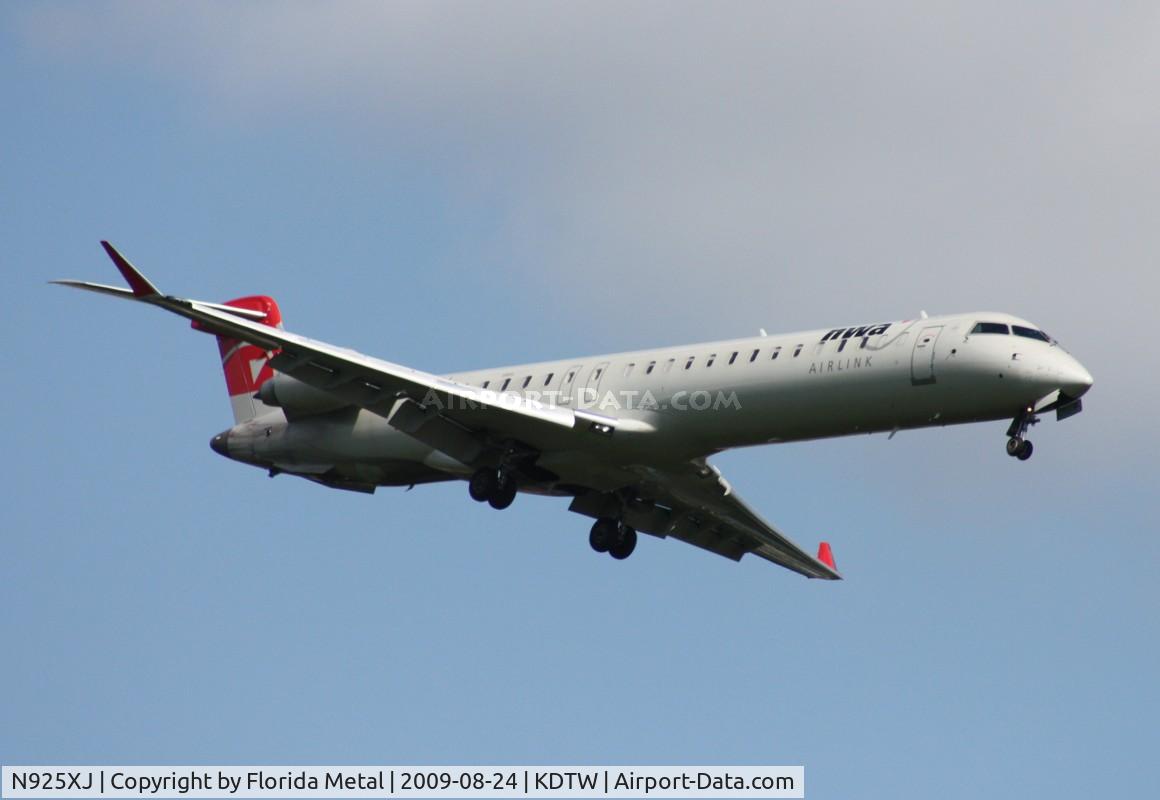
[[55, 242, 1093, 580]]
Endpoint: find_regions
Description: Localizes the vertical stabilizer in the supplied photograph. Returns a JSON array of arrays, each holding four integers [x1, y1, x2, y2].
[[193, 295, 283, 423]]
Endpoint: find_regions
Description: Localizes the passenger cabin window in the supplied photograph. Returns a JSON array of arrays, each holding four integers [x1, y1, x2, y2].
[[728, 351, 738, 365], [665, 358, 675, 373], [646, 361, 656, 374], [771, 347, 781, 360], [544, 373, 554, 386], [706, 354, 717, 367], [623, 363, 635, 377], [501, 378, 511, 391], [749, 349, 759, 362], [971, 322, 1010, 335], [837, 339, 848, 353], [593, 368, 603, 381], [522, 376, 532, 389], [793, 345, 802, 357], [1012, 325, 1051, 342], [685, 357, 694, 370], [482, 380, 490, 389]]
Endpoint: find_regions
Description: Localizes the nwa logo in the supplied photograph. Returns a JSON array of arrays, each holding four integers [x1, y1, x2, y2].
[[819, 322, 892, 342]]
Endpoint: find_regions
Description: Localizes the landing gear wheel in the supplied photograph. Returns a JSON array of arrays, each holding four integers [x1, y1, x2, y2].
[[468, 468, 497, 502], [1006, 408, 1039, 462], [1016, 440, 1033, 461], [609, 525, 637, 560], [488, 473, 518, 510], [589, 518, 617, 553]]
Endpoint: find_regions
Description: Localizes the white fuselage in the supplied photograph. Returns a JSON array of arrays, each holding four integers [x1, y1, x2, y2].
[[220, 311, 1092, 493]]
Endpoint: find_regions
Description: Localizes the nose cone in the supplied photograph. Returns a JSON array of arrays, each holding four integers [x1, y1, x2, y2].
[[1059, 357, 1094, 398], [209, 430, 230, 457]]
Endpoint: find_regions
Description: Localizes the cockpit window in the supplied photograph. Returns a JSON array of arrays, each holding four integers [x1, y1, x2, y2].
[[1012, 325, 1051, 343], [971, 322, 1009, 335]]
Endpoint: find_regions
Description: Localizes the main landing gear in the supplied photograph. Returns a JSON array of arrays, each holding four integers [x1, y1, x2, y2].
[[589, 518, 637, 560], [1005, 407, 1038, 461], [469, 468, 639, 561], [468, 467, 518, 510]]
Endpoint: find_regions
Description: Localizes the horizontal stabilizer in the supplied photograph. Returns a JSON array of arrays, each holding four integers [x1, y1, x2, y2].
[[49, 279, 137, 299]]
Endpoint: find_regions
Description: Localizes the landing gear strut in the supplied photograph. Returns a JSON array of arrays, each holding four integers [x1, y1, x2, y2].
[[468, 467, 518, 509], [1005, 407, 1038, 461], [589, 518, 637, 560]]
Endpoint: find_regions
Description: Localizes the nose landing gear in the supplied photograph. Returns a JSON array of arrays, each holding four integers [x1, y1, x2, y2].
[[1006, 407, 1038, 461], [1006, 436, 1034, 461]]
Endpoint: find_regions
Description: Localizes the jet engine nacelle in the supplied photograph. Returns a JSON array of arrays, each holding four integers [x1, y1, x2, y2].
[[256, 373, 348, 417]]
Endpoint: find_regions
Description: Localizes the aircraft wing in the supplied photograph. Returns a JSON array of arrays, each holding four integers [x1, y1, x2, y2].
[[56, 243, 648, 468], [575, 459, 842, 579]]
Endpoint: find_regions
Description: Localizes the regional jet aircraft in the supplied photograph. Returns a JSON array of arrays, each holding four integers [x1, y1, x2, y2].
[[56, 243, 1093, 579]]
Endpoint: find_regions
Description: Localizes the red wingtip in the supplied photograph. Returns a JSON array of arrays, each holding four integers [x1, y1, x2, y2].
[[101, 240, 160, 298], [817, 541, 836, 571]]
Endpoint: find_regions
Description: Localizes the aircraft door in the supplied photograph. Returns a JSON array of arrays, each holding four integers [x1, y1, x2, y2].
[[910, 325, 943, 385], [557, 364, 584, 407], [581, 361, 611, 409]]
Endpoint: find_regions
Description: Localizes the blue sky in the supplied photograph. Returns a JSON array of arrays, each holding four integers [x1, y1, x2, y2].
[[2, 4, 1156, 798]]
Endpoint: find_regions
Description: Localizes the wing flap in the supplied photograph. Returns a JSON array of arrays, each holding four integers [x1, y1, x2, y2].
[[568, 460, 842, 579], [630, 461, 842, 579]]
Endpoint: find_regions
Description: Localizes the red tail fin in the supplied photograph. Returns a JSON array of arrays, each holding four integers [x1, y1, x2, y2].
[[193, 295, 282, 423]]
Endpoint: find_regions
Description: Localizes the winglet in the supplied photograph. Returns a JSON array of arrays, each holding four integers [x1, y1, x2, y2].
[[817, 541, 836, 571], [101, 241, 160, 298]]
